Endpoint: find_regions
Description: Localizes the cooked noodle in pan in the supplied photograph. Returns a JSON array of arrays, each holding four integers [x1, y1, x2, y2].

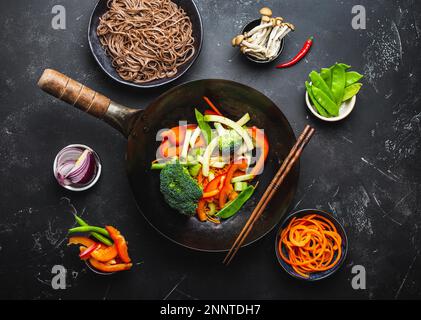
[[97, 0, 195, 83]]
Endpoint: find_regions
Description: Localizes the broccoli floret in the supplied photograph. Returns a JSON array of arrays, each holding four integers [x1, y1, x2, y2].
[[219, 130, 243, 154], [160, 162, 203, 216]]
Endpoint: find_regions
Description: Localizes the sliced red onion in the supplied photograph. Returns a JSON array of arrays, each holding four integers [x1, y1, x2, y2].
[[55, 146, 98, 188]]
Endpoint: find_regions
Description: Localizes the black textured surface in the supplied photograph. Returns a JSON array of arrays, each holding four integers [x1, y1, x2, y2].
[[0, 0, 420, 300]]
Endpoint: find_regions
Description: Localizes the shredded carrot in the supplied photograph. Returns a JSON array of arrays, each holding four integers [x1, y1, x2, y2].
[[203, 96, 223, 116], [278, 214, 343, 278]]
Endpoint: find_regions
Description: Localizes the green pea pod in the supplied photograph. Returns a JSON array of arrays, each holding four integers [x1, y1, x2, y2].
[[331, 64, 346, 105], [335, 63, 351, 70], [342, 83, 362, 102], [216, 186, 255, 219], [305, 81, 329, 117], [312, 86, 339, 116], [195, 109, 212, 144], [309, 71, 334, 101], [345, 71, 364, 87], [320, 68, 332, 88], [73, 214, 113, 246], [68, 225, 110, 237]]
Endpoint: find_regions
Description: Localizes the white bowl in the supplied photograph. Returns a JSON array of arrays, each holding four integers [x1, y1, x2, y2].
[[305, 90, 356, 122]]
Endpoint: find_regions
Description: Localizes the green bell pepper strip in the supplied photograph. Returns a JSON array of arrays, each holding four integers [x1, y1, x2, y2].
[[342, 83, 362, 102], [195, 109, 212, 144], [309, 71, 335, 101], [73, 215, 113, 246], [331, 64, 346, 105], [305, 81, 329, 117], [68, 225, 110, 237], [216, 185, 255, 219], [312, 86, 339, 116], [345, 71, 364, 87]]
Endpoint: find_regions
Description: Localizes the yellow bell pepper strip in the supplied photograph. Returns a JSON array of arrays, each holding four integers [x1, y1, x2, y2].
[[79, 243, 101, 260], [202, 189, 220, 199], [105, 226, 131, 263], [216, 185, 255, 219], [248, 127, 269, 177], [91, 244, 118, 262], [89, 258, 132, 273], [68, 236, 97, 248]]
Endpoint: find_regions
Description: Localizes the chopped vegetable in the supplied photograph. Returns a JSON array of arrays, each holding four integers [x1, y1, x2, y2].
[[105, 226, 131, 263], [234, 181, 248, 192], [68, 236, 96, 248], [188, 163, 202, 177], [203, 96, 223, 116], [79, 243, 101, 260], [219, 160, 247, 208], [195, 109, 212, 144], [216, 185, 255, 219], [189, 127, 201, 148], [68, 226, 110, 237], [202, 136, 220, 177], [231, 174, 255, 183], [204, 114, 254, 151], [160, 161, 203, 215], [90, 245, 118, 262], [180, 129, 192, 160], [342, 83, 362, 102], [88, 258, 132, 273], [219, 130, 243, 154], [248, 127, 269, 177], [236, 113, 250, 127], [73, 215, 113, 246]]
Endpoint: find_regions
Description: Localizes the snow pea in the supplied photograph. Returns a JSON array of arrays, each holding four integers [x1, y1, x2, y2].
[[309, 71, 334, 101], [195, 109, 212, 144], [345, 71, 364, 87], [305, 81, 328, 117], [216, 185, 255, 219], [331, 64, 346, 105], [342, 83, 362, 102], [312, 86, 339, 116], [320, 68, 332, 88]]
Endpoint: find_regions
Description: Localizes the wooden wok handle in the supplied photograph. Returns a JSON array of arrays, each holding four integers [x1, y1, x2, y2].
[[37, 69, 110, 118]]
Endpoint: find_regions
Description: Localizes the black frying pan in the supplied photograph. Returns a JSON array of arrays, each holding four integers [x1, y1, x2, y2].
[[37, 69, 299, 252], [88, 0, 203, 88]]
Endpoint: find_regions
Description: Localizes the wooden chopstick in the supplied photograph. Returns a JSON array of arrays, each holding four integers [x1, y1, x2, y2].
[[223, 125, 315, 265]]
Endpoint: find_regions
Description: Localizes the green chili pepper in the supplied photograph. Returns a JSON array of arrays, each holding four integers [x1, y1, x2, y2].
[[330, 64, 346, 105], [345, 71, 364, 87], [68, 225, 110, 237], [309, 71, 335, 101], [73, 215, 113, 246], [305, 81, 329, 117], [342, 83, 362, 102], [312, 86, 339, 116], [320, 68, 332, 88], [195, 109, 212, 144], [216, 185, 255, 219]]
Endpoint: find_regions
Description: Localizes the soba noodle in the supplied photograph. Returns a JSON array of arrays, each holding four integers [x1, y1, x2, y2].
[[97, 0, 195, 84]]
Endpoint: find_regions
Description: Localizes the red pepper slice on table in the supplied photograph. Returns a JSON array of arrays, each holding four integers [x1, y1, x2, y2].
[[105, 226, 131, 263], [276, 36, 314, 69]]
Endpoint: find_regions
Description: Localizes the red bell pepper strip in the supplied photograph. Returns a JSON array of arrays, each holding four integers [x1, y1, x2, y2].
[[219, 160, 247, 208], [161, 124, 197, 146], [91, 244, 118, 262], [89, 258, 132, 273], [276, 36, 314, 69], [248, 127, 269, 176], [203, 96, 223, 116], [79, 243, 101, 260], [105, 226, 131, 263]]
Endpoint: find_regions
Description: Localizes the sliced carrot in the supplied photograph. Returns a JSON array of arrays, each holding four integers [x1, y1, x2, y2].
[[203, 96, 223, 116]]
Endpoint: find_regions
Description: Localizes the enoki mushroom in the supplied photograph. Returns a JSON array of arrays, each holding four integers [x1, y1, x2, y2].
[[97, 0, 195, 84]]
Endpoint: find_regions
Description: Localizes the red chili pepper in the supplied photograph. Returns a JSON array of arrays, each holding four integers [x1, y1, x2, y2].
[[276, 36, 314, 69]]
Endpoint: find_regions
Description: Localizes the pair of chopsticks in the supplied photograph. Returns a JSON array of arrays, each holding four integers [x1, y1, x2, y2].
[[223, 125, 315, 265]]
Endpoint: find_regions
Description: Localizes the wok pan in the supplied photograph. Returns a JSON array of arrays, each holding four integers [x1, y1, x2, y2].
[[38, 69, 299, 252]]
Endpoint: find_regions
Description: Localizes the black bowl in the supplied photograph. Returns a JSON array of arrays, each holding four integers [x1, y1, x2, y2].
[[275, 209, 348, 281], [88, 0, 203, 88], [241, 19, 285, 64]]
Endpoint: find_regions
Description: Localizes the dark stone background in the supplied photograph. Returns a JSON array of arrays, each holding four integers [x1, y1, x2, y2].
[[0, 0, 420, 300]]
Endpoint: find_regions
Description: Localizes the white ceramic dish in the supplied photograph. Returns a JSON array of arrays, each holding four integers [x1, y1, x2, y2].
[[53, 144, 102, 191], [305, 90, 356, 122]]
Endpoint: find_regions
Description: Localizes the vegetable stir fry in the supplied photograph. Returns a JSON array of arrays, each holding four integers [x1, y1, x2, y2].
[[152, 97, 269, 224]]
